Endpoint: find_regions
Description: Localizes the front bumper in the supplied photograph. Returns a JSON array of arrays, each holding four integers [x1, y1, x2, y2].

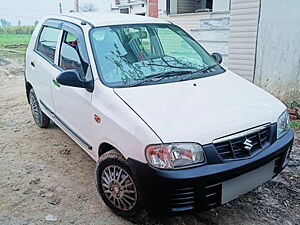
[[127, 129, 294, 215]]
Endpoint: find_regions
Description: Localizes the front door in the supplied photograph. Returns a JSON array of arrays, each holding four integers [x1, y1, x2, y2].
[[51, 23, 94, 151]]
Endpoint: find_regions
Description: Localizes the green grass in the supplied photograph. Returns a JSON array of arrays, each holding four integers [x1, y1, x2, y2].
[[0, 34, 31, 48], [0, 33, 31, 60], [291, 120, 300, 130], [288, 101, 300, 130]]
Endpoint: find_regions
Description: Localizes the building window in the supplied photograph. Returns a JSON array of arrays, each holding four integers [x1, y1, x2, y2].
[[120, 7, 129, 14], [167, 0, 213, 14]]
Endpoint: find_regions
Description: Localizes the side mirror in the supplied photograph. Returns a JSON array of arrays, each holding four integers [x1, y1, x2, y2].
[[56, 70, 85, 88], [211, 52, 223, 64]]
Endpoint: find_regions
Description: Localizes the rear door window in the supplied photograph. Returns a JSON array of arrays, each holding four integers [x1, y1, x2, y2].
[[36, 26, 60, 61]]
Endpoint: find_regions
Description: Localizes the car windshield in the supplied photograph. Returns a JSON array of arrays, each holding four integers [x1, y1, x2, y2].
[[90, 23, 224, 87]]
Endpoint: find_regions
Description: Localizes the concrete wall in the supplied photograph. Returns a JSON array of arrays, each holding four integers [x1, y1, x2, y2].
[[254, 0, 300, 103], [160, 11, 230, 68], [190, 14, 230, 68], [159, 12, 212, 32]]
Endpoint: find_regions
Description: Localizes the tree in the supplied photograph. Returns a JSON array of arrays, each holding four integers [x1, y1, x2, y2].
[[18, 20, 21, 26], [34, 20, 39, 26], [80, 3, 98, 12], [0, 19, 11, 28]]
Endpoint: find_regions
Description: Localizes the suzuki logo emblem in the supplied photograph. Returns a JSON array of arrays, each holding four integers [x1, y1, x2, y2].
[[243, 139, 253, 152]]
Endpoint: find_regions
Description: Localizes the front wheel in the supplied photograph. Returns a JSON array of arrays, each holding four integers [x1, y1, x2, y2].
[[29, 88, 50, 128], [95, 150, 145, 221]]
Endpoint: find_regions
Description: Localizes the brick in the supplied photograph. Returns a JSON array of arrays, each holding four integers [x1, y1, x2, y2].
[[290, 115, 297, 121], [149, 0, 158, 18], [288, 109, 297, 115], [296, 108, 300, 119]]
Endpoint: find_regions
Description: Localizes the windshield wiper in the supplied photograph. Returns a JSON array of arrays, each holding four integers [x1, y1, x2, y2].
[[180, 64, 218, 81], [129, 70, 194, 87]]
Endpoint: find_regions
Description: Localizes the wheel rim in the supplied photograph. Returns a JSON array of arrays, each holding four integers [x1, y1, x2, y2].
[[101, 165, 137, 211], [30, 93, 41, 125]]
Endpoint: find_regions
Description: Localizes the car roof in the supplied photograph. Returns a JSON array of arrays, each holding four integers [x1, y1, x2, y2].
[[47, 12, 170, 27]]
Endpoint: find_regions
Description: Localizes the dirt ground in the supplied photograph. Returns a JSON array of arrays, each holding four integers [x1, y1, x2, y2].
[[0, 57, 299, 225]]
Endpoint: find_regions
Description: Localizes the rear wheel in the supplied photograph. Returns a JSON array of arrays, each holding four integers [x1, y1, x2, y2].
[[95, 150, 145, 221], [29, 88, 50, 128]]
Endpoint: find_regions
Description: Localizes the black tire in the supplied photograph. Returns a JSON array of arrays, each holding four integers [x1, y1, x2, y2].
[[95, 149, 146, 222], [29, 88, 50, 128]]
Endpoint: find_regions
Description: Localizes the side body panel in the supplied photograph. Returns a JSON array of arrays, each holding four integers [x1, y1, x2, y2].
[[89, 81, 162, 162], [25, 19, 62, 113]]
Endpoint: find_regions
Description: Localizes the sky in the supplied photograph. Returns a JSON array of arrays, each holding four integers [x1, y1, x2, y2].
[[0, 0, 113, 26]]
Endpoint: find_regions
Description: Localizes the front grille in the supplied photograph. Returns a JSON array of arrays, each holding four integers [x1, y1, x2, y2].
[[214, 125, 271, 161], [169, 187, 195, 212], [273, 155, 283, 176], [169, 184, 222, 212], [204, 183, 221, 208]]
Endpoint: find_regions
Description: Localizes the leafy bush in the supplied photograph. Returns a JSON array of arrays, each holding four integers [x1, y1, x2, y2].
[[289, 101, 300, 109], [291, 120, 300, 129]]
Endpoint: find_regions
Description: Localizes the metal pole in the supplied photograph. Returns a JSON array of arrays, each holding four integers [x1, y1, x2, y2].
[[59, 3, 62, 13], [166, 0, 170, 15], [74, 0, 79, 12]]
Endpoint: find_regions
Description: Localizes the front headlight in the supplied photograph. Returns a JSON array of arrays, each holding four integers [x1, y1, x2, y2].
[[145, 143, 206, 169], [277, 110, 290, 139]]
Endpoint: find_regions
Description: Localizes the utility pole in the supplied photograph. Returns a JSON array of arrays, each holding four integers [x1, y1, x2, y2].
[[74, 0, 79, 12], [59, 3, 62, 13]]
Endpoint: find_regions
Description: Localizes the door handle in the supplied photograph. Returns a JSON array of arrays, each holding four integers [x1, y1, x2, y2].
[[52, 79, 60, 88], [31, 61, 35, 67]]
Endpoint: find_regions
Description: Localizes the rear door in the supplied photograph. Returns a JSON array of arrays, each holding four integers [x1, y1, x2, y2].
[[30, 20, 63, 112], [51, 22, 94, 151]]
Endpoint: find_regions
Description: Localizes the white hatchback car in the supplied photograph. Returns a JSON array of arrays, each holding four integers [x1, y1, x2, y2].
[[25, 13, 294, 218]]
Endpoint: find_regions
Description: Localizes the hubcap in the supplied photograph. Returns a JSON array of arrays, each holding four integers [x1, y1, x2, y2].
[[30, 93, 41, 125], [101, 165, 137, 211]]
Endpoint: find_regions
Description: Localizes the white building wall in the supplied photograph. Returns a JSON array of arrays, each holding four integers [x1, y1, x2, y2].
[[228, 0, 261, 81], [213, 0, 230, 12], [114, 0, 147, 15], [130, 4, 147, 15], [254, 0, 300, 102], [158, 0, 166, 15]]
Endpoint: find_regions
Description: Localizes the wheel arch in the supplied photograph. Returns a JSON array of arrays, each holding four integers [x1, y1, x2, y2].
[[25, 81, 33, 104], [98, 142, 125, 159]]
